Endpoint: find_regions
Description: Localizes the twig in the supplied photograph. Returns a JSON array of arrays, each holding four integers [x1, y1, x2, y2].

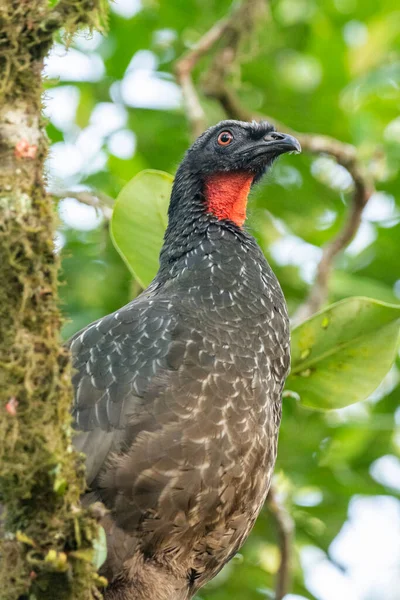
[[293, 125, 373, 321], [203, 0, 268, 92], [293, 174, 371, 322], [52, 189, 114, 220], [267, 483, 294, 600], [175, 18, 231, 138], [175, 0, 268, 138]]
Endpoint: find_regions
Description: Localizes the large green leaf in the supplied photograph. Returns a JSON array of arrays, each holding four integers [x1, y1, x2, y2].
[[287, 297, 400, 410], [110, 169, 173, 288]]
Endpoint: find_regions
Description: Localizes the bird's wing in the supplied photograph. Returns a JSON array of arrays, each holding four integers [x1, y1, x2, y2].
[[69, 293, 181, 484]]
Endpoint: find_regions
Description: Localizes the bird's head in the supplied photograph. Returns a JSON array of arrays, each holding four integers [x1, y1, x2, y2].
[[170, 119, 301, 228], [186, 119, 301, 177]]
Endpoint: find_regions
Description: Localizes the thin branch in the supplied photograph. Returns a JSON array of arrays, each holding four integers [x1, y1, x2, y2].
[[256, 114, 374, 322], [175, 0, 268, 138], [267, 483, 294, 600], [292, 126, 373, 321], [293, 176, 371, 322], [203, 0, 268, 90], [175, 18, 231, 138], [52, 189, 114, 220]]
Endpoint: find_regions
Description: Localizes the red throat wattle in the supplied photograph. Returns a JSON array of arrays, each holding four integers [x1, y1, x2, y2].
[[204, 171, 254, 227]]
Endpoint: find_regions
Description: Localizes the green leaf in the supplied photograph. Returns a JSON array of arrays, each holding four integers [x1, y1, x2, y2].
[[71, 526, 107, 570], [92, 525, 108, 570], [287, 297, 400, 410], [110, 169, 172, 288]]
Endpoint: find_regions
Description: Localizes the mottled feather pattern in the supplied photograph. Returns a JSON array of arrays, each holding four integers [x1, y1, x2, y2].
[[70, 219, 290, 592], [69, 119, 299, 598]]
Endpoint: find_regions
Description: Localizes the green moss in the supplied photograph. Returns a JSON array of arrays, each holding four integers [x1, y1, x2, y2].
[[0, 0, 108, 103], [0, 183, 102, 599], [0, 1, 108, 598]]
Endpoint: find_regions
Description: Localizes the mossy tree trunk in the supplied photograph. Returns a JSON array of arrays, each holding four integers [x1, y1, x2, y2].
[[0, 2, 107, 598]]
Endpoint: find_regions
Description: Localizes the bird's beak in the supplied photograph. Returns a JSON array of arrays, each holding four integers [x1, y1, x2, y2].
[[248, 132, 302, 161], [270, 132, 302, 155]]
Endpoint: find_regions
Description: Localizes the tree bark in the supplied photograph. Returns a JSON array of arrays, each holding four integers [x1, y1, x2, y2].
[[0, 2, 107, 598]]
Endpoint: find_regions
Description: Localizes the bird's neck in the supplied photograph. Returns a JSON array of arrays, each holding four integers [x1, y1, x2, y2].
[[159, 173, 205, 268], [204, 171, 254, 227], [160, 168, 254, 268], [159, 171, 241, 274], [159, 210, 258, 289]]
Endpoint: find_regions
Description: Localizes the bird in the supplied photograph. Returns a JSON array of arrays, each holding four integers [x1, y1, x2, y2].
[[69, 119, 301, 600]]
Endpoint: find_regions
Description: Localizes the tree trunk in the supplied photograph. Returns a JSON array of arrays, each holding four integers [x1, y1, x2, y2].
[[0, 2, 107, 598]]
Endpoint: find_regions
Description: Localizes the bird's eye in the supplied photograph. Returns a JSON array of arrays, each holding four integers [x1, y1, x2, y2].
[[217, 131, 233, 146]]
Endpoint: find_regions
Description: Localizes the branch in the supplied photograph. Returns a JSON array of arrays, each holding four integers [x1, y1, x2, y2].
[[292, 126, 373, 321], [175, 18, 231, 138], [293, 171, 372, 322], [175, 0, 268, 138], [267, 483, 294, 600], [52, 189, 114, 220]]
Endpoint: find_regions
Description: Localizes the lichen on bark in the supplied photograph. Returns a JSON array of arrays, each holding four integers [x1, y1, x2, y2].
[[0, 1, 108, 598]]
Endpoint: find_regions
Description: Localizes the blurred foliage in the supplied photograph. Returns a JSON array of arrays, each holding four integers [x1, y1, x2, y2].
[[110, 169, 172, 286], [48, 0, 400, 598]]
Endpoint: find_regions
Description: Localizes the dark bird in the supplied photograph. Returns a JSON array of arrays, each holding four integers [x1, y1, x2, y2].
[[69, 120, 301, 599]]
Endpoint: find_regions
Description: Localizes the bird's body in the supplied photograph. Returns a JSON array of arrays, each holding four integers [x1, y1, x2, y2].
[[69, 120, 300, 599]]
